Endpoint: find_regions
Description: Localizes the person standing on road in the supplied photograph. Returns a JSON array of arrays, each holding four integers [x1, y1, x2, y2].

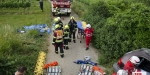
[[68, 16, 77, 43], [63, 25, 70, 50], [52, 24, 64, 58], [57, 17, 63, 30], [15, 66, 27, 75], [84, 24, 94, 50], [39, 0, 43, 12], [55, 7, 61, 18], [53, 17, 63, 30]]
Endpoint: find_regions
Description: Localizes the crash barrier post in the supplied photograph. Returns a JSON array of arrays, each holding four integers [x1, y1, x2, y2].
[[132, 72, 146, 75], [34, 51, 46, 75]]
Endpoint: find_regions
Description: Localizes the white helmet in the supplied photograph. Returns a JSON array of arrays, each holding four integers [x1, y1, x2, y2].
[[57, 17, 60, 20], [117, 70, 128, 75], [129, 56, 140, 64], [86, 24, 91, 28]]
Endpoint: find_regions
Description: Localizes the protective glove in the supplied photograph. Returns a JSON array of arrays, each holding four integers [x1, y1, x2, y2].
[[75, 28, 77, 31], [73, 29, 76, 32]]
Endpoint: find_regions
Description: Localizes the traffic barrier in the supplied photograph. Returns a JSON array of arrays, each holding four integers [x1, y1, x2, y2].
[[34, 51, 46, 75]]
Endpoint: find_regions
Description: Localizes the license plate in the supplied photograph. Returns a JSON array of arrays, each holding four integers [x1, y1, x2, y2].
[[60, 5, 64, 7], [60, 10, 65, 12]]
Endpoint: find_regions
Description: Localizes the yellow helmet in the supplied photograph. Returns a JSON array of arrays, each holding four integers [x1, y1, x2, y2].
[[54, 18, 58, 23], [64, 25, 69, 29], [55, 24, 60, 29], [70, 16, 74, 19]]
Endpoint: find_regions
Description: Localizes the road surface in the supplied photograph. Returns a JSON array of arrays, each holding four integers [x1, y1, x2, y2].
[[45, 1, 105, 74]]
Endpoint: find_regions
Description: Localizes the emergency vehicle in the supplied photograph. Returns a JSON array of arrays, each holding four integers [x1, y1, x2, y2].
[[51, 0, 71, 16]]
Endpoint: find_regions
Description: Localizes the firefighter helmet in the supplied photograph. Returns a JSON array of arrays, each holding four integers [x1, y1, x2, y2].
[[129, 56, 140, 64], [55, 24, 60, 29], [65, 25, 69, 29], [86, 24, 91, 28], [57, 17, 60, 20], [70, 16, 74, 19], [54, 18, 58, 23]]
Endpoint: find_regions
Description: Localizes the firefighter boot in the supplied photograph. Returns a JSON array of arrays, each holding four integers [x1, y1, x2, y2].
[[66, 46, 69, 50], [73, 40, 76, 43], [85, 47, 89, 50], [60, 54, 64, 58], [55, 51, 58, 54]]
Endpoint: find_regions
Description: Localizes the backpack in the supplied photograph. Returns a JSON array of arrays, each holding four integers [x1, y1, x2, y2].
[[55, 30, 63, 39]]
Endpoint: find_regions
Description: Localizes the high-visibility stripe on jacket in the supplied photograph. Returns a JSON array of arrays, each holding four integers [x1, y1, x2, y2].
[[53, 29, 63, 43], [63, 29, 70, 39]]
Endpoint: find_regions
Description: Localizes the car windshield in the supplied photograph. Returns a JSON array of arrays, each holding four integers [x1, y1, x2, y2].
[[143, 49, 150, 56]]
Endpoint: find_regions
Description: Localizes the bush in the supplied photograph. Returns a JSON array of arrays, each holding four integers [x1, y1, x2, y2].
[[81, 0, 150, 64]]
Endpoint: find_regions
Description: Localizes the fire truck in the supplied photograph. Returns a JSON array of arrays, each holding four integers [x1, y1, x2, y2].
[[51, 0, 72, 16]]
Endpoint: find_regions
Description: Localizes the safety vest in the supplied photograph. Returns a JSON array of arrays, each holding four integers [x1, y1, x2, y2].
[[64, 31, 69, 39], [55, 30, 63, 42]]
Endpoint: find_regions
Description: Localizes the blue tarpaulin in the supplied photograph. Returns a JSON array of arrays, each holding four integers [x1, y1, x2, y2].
[[77, 21, 84, 30], [23, 24, 50, 34]]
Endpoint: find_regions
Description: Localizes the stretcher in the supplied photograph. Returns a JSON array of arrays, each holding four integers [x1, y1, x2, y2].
[[77, 21, 86, 43]]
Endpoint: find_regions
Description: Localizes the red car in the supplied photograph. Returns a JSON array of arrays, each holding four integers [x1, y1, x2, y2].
[[113, 48, 150, 74]]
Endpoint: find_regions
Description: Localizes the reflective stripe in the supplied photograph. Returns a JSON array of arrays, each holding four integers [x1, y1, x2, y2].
[[86, 33, 92, 37], [56, 40, 63, 42], [60, 53, 64, 55], [64, 32, 69, 34], [64, 36, 70, 39]]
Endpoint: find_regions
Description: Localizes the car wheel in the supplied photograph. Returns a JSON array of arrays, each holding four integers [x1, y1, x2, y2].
[[67, 13, 70, 16]]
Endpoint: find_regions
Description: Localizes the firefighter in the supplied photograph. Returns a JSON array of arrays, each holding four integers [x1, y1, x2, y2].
[[68, 16, 77, 43], [57, 17, 63, 30], [52, 24, 64, 58], [55, 7, 61, 18], [63, 25, 70, 50], [54, 17, 63, 30], [84, 24, 94, 50]]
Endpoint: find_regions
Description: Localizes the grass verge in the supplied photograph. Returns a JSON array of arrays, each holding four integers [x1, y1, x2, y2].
[[0, 0, 52, 75]]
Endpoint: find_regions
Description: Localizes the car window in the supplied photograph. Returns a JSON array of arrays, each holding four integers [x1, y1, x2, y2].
[[143, 49, 150, 56], [138, 57, 150, 73]]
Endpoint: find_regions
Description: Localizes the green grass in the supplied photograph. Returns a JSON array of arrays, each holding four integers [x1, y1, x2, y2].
[[0, 0, 52, 75]]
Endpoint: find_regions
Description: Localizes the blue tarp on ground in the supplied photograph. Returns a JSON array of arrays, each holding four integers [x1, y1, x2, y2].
[[77, 21, 84, 30], [23, 24, 51, 34]]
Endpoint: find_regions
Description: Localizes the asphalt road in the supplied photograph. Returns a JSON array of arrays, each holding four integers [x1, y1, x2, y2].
[[44, 11, 105, 75], [45, 1, 105, 74]]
